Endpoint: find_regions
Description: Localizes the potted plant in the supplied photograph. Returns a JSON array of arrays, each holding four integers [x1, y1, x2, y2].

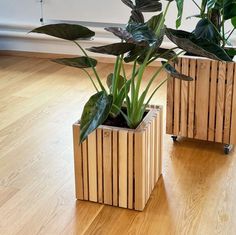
[[165, 0, 236, 154], [31, 0, 192, 211]]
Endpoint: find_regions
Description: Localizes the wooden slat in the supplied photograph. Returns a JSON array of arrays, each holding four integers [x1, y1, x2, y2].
[[112, 130, 118, 206], [73, 125, 83, 200], [150, 118, 155, 191], [223, 63, 234, 144], [128, 132, 134, 209], [82, 139, 89, 200], [158, 107, 163, 177], [173, 60, 181, 135], [134, 131, 146, 211], [154, 113, 158, 183], [188, 59, 196, 138], [103, 130, 112, 205], [215, 62, 227, 143], [87, 132, 98, 202], [97, 129, 103, 203], [230, 64, 236, 144], [208, 60, 218, 141], [147, 124, 151, 196], [145, 128, 149, 203], [195, 59, 210, 140], [166, 76, 174, 134], [119, 131, 128, 208], [180, 58, 189, 136]]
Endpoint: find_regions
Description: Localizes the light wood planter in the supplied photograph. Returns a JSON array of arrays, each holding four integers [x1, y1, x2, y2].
[[166, 56, 236, 146], [73, 105, 163, 211]]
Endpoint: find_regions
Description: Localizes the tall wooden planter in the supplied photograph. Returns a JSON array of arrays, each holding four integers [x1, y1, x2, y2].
[[73, 105, 163, 211], [166, 56, 236, 151]]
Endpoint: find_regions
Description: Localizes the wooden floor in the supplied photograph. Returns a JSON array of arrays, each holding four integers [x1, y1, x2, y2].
[[0, 55, 236, 235]]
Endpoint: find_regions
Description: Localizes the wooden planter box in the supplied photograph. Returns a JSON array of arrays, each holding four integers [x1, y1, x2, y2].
[[166, 56, 236, 145], [73, 105, 163, 211]]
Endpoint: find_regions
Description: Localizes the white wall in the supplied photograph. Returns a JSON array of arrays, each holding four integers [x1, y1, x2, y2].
[[0, 0, 235, 55]]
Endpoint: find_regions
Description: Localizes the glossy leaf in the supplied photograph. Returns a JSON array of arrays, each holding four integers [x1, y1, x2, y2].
[[87, 43, 135, 56], [129, 10, 145, 23], [80, 92, 113, 142], [135, 0, 162, 12], [166, 28, 232, 61], [223, 0, 236, 20], [31, 23, 95, 40], [106, 73, 126, 91], [52, 57, 97, 68], [162, 62, 193, 81]]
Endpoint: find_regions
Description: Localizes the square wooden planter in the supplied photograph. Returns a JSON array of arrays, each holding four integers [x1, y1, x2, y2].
[[166, 56, 236, 145], [73, 105, 163, 211]]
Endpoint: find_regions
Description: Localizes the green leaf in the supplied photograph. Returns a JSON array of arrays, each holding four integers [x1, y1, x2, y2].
[[52, 57, 97, 69], [87, 43, 135, 56], [106, 73, 126, 91], [121, 0, 135, 9], [162, 62, 193, 81], [225, 48, 236, 57], [232, 16, 236, 28], [129, 10, 144, 23], [223, 0, 236, 20], [80, 92, 113, 142], [175, 0, 184, 28], [31, 23, 95, 40], [135, 0, 162, 12], [166, 28, 232, 61]]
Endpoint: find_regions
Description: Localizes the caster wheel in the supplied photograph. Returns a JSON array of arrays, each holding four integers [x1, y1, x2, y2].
[[224, 144, 233, 155], [171, 135, 178, 142]]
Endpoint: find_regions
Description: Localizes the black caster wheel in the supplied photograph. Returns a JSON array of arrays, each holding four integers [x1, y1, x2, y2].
[[171, 135, 178, 142], [224, 144, 233, 155]]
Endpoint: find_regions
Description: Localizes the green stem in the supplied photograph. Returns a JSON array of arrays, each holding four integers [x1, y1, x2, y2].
[[226, 28, 236, 42], [192, 0, 202, 12], [82, 69, 99, 92]]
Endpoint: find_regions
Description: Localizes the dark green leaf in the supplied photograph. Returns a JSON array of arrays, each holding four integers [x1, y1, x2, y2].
[[166, 28, 232, 61], [162, 61, 193, 81], [225, 48, 236, 57], [80, 92, 113, 142], [175, 0, 184, 28], [232, 16, 236, 28], [129, 10, 144, 23], [223, 0, 236, 20], [87, 43, 135, 56], [52, 57, 97, 69], [106, 73, 126, 91], [135, 0, 162, 12], [31, 23, 95, 40], [121, 0, 135, 9]]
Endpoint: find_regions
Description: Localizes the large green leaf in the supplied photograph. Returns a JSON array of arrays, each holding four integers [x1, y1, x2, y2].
[[106, 73, 126, 91], [224, 0, 236, 20], [80, 92, 113, 142], [175, 0, 184, 28], [135, 0, 162, 12], [87, 43, 135, 56], [232, 16, 236, 28], [129, 10, 145, 23], [52, 57, 97, 69], [31, 23, 95, 40], [162, 62, 193, 81], [121, 0, 135, 9], [166, 28, 232, 61]]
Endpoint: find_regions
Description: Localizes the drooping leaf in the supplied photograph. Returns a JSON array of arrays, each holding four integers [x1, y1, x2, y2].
[[175, 0, 184, 28], [31, 23, 95, 40], [162, 62, 193, 81], [147, 13, 163, 35], [135, 0, 162, 12], [223, 0, 236, 20], [80, 92, 113, 142], [52, 57, 97, 69], [87, 43, 135, 56], [124, 46, 146, 63], [121, 0, 135, 9], [129, 10, 145, 23], [106, 73, 126, 91], [166, 28, 232, 61]]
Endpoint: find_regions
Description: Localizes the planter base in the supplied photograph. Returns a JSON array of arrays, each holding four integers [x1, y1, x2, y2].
[[73, 105, 163, 211]]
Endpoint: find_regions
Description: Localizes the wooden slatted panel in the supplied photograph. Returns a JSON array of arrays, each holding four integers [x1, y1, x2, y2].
[[154, 114, 158, 182], [223, 63, 234, 143], [174, 60, 182, 135], [73, 125, 83, 200], [119, 131, 128, 208], [147, 124, 151, 196], [134, 131, 146, 211], [97, 129, 103, 203], [87, 132, 98, 202], [112, 130, 118, 206], [128, 132, 134, 209], [208, 60, 218, 141], [230, 64, 236, 144], [180, 58, 189, 136], [188, 59, 196, 138], [166, 76, 174, 134], [82, 139, 89, 200], [103, 130, 112, 205], [158, 108, 163, 176], [215, 62, 227, 143], [195, 59, 210, 140], [150, 118, 155, 191]]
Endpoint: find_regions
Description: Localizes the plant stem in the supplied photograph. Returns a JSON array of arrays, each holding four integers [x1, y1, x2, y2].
[[192, 0, 202, 12], [226, 28, 236, 42], [82, 69, 99, 92]]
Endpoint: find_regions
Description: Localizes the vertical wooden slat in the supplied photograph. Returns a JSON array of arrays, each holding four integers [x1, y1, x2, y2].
[[180, 58, 189, 136], [73, 125, 83, 200], [173, 60, 181, 135], [112, 130, 118, 206], [155, 112, 161, 180], [134, 131, 146, 211], [145, 128, 148, 203], [147, 124, 151, 196], [97, 129, 103, 203], [166, 77, 174, 134], [195, 59, 211, 140], [150, 118, 155, 191], [230, 64, 236, 144], [208, 60, 218, 141], [215, 62, 227, 143], [128, 132, 134, 209], [82, 139, 89, 200], [119, 131, 128, 208], [103, 129, 112, 205], [87, 132, 98, 202], [154, 113, 158, 183], [159, 107, 163, 177], [188, 59, 196, 138], [223, 63, 234, 144]]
